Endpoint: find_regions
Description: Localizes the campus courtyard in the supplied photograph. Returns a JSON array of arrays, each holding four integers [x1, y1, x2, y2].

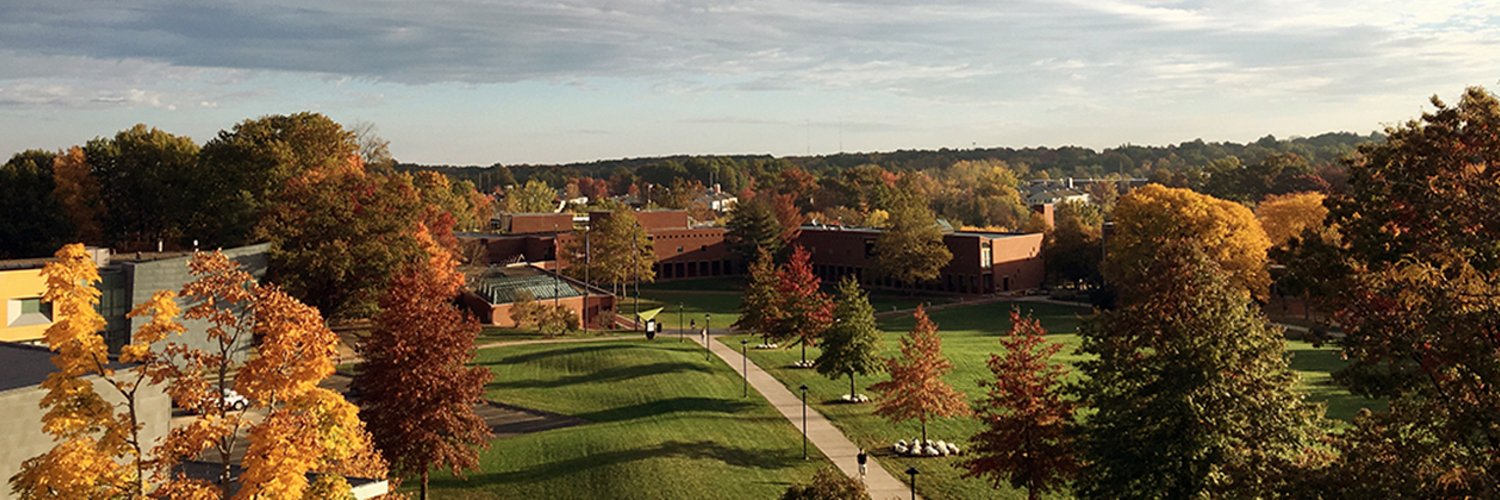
[[444, 279, 1383, 499]]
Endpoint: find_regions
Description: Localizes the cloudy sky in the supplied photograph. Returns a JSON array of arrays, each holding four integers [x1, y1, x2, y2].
[[1, 0, 1496, 165]]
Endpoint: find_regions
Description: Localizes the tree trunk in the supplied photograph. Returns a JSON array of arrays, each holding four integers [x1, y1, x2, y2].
[[421, 469, 430, 500], [921, 418, 927, 445], [801, 342, 807, 366], [1028, 486, 1039, 500], [849, 372, 856, 400]]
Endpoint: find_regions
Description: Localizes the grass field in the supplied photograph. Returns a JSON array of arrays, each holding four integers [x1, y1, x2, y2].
[[721, 300, 1384, 500], [476, 325, 636, 344], [627, 281, 955, 333], [423, 339, 829, 499]]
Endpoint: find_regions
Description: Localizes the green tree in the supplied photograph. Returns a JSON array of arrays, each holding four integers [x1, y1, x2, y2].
[[0, 150, 72, 258], [86, 124, 200, 249], [1316, 87, 1500, 496], [874, 197, 952, 288], [1044, 200, 1104, 286], [503, 180, 557, 214], [726, 197, 785, 262], [1075, 243, 1320, 499], [255, 163, 425, 322], [196, 112, 358, 247], [816, 277, 883, 401]]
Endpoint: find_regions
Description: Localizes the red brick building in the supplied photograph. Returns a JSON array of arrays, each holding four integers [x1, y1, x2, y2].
[[459, 265, 617, 328], [794, 226, 1044, 294], [459, 209, 737, 279]]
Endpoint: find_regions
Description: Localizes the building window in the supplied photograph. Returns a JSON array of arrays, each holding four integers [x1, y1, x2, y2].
[[864, 239, 876, 257], [980, 242, 993, 269], [7, 297, 52, 327]]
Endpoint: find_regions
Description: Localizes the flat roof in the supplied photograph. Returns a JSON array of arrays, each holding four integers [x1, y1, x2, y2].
[[0, 342, 132, 393], [474, 266, 587, 304]]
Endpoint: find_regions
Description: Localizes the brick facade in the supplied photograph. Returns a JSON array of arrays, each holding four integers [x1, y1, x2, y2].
[[795, 227, 1044, 294]]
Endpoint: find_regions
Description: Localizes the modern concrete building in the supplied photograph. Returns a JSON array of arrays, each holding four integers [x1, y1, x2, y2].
[[0, 342, 171, 500], [795, 225, 1045, 294], [0, 244, 268, 362]]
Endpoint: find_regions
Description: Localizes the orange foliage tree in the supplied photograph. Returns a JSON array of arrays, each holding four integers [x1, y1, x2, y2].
[[355, 227, 493, 500], [50, 147, 105, 244], [870, 306, 969, 445], [958, 309, 1076, 500]]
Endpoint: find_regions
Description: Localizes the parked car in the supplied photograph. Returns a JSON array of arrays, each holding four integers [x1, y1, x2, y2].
[[223, 389, 249, 411]]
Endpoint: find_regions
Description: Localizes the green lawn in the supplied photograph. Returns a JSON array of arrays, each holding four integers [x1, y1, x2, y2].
[[722, 300, 1383, 500], [621, 291, 745, 332], [424, 339, 829, 499], [640, 277, 747, 292], [477, 326, 635, 344]]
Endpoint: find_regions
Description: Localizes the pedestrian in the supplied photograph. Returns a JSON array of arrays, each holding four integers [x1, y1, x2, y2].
[[856, 448, 868, 479]]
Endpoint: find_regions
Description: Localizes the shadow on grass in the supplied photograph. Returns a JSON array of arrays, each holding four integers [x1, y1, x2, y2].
[[480, 342, 642, 366], [487, 361, 713, 390], [574, 396, 755, 423], [433, 439, 804, 489]]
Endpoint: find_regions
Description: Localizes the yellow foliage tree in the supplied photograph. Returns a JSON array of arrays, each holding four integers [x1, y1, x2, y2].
[[10, 244, 186, 499], [1255, 192, 1332, 248], [1106, 184, 1272, 299]]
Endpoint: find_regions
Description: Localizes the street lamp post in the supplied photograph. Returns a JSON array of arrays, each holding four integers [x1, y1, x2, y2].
[[799, 384, 808, 459], [679, 304, 685, 343], [704, 313, 711, 361], [905, 467, 919, 500], [740, 339, 748, 398]]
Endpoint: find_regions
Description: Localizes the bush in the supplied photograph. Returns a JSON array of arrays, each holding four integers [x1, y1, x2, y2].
[[782, 467, 870, 500]]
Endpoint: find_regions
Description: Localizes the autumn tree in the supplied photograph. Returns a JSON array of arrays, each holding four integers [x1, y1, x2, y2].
[[773, 246, 834, 367], [781, 467, 870, 500], [1315, 87, 1500, 496], [815, 277, 883, 402], [356, 227, 492, 500], [874, 197, 952, 289], [1106, 183, 1272, 300], [509, 290, 541, 329], [726, 198, 785, 262], [870, 306, 969, 445], [1044, 200, 1104, 286], [503, 179, 558, 213], [733, 247, 782, 346], [771, 193, 807, 250], [166, 250, 387, 498], [9, 244, 183, 498], [255, 159, 425, 322], [51, 147, 105, 245], [1255, 191, 1332, 248], [578, 209, 654, 295], [1075, 243, 1319, 499], [958, 309, 1076, 500]]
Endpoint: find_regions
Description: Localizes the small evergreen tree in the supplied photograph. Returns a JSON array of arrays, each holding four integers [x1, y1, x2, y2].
[[815, 277, 883, 401]]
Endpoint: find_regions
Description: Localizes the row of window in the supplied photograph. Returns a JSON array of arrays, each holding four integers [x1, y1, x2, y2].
[[654, 260, 740, 279]]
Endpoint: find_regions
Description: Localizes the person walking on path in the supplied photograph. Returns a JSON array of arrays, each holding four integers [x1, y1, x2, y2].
[[857, 448, 868, 479]]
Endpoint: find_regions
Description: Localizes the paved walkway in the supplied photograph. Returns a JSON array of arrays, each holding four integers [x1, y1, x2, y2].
[[707, 338, 917, 500]]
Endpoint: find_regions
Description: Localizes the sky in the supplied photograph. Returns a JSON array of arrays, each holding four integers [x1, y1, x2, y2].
[[1, 0, 1497, 165]]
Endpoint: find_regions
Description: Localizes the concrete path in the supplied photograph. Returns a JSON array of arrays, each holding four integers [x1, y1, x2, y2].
[[707, 338, 918, 500]]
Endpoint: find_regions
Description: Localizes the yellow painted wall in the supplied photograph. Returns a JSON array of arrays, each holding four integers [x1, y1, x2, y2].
[[0, 268, 51, 343]]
